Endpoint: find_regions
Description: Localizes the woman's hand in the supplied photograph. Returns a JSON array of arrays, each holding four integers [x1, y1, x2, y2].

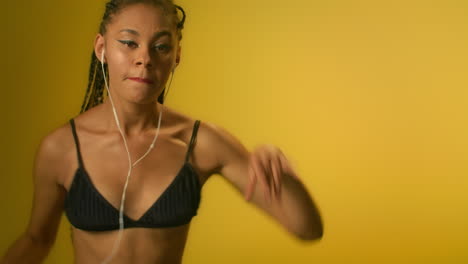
[[245, 144, 300, 203], [201, 122, 322, 240]]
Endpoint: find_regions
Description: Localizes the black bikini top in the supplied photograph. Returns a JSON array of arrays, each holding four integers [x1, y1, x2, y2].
[[64, 119, 202, 231]]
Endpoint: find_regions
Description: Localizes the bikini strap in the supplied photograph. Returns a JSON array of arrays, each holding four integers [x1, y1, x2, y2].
[[185, 120, 201, 163], [69, 119, 84, 168]]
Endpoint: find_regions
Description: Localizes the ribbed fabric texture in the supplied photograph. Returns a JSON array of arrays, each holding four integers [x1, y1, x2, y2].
[[64, 119, 202, 231]]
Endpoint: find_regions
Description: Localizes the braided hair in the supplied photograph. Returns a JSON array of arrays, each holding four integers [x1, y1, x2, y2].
[[80, 0, 186, 113]]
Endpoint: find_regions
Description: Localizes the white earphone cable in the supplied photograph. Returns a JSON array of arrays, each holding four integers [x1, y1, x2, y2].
[[99, 50, 167, 264]]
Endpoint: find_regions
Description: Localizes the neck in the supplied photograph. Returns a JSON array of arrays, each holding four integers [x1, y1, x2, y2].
[[102, 97, 163, 137]]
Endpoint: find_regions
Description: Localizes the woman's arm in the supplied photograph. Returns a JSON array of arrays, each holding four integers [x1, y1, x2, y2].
[[197, 122, 323, 241], [1, 131, 66, 264]]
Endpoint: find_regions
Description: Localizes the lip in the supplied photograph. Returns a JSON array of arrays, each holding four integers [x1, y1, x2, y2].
[[128, 77, 154, 84]]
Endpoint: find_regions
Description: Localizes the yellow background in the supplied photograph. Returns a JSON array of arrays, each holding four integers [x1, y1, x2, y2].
[[2, 0, 467, 263]]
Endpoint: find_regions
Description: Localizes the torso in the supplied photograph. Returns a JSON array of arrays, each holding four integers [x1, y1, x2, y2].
[[53, 103, 216, 263]]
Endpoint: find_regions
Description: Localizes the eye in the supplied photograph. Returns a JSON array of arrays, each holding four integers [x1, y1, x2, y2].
[[154, 44, 171, 53], [118, 40, 138, 48]]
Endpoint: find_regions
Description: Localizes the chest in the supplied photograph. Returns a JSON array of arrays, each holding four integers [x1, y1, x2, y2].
[[63, 132, 207, 222]]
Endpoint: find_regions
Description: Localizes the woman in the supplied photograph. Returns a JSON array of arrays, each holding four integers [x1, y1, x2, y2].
[[1, 0, 323, 263]]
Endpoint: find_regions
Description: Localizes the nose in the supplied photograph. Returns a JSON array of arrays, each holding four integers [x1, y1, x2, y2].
[[135, 47, 153, 68]]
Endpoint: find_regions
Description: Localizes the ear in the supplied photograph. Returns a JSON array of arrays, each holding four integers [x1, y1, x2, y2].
[[175, 45, 181, 68], [94, 33, 106, 63]]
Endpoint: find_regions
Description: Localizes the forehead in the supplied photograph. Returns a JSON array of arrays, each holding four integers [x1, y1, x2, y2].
[[107, 3, 174, 35]]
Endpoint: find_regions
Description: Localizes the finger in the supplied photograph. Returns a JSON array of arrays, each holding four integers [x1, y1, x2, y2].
[[252, 154, 272, 204], [271, 155, 282, 199], [245, 164, 257, 201], [263, 154, 276, 202], [263, 155, 276, 198], [279, 154, 300, 180]]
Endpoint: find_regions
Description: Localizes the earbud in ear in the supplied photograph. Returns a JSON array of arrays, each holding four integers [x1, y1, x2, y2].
[[101, 49, 106, 64]]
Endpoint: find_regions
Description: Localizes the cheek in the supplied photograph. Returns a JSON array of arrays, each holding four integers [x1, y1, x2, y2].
[[114, 51, 129, 62], [159, 60, 174, 72], [113, 50, 133, 66], [154, 57, 175, 75], [107, 52, 132, 77]]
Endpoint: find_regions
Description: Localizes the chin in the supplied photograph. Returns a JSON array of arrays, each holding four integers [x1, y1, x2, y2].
[[129, 96, 158, 105], [125, 89, 157, 103]]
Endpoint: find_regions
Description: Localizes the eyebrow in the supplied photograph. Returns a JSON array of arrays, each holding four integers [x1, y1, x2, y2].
[[119, 29, 172, 39]]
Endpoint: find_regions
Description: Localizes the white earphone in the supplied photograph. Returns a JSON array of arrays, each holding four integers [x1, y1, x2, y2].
[[98, 46, 164, 264]]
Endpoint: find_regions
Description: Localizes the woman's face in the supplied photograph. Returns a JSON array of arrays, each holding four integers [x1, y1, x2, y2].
[[94, 3, 180, 105]]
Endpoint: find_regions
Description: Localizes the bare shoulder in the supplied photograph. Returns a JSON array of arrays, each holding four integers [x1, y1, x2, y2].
[[160, 106, 250, 180], [193, 118, 251, 177], [39, 120, 74, 156], [35, 119, 76, 185]]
